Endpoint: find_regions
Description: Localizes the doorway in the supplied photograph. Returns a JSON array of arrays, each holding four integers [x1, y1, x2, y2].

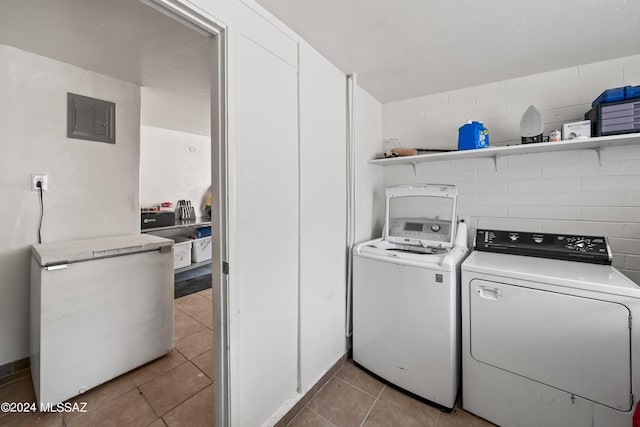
[[141, 2, 229, 424]]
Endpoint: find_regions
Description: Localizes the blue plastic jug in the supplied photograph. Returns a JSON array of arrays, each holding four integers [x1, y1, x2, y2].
[[458, 121, 489, 150]]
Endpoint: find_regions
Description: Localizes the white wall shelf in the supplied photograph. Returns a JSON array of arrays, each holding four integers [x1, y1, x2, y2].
[[141, 219, 211, 233], [369, 133, 640, 170]]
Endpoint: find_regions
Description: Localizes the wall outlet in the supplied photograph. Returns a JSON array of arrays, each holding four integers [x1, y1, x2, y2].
[[31, 174, 48, 191]]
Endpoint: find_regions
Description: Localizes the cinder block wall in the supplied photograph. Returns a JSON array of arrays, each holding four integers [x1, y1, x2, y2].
[[383, 54, 640, 148], [381, 54, 640, 283]]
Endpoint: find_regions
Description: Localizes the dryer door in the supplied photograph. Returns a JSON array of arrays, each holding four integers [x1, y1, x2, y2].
[[469, 279, 632, 411]]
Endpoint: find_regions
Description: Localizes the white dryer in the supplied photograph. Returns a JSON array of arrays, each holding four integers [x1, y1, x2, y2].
[[462, 229, 640, 427], [352, 184, 468, 409]]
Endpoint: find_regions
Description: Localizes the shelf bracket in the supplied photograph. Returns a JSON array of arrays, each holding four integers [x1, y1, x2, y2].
[[594, 147, 602, 166], [410, 161, 418, 176], [492, 154, 499, 172]]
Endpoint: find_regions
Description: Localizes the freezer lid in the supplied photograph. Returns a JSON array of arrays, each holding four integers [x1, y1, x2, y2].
[[31, 234, 174, 266]]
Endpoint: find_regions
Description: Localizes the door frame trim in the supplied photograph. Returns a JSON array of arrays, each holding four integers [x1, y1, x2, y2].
[[140, 1, 230, 425]]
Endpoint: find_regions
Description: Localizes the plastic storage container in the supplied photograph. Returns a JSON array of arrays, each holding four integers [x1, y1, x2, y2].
[[626, 85, 640, 100], [173, 237, 192, 270], [194, 226, 211, 239], [191, 237, 212, 263], [592, 87, 625, 107], [458, 121, 489, 150]]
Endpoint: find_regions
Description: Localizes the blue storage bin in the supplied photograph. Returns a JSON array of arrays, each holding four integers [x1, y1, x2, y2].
[[592, 87, 625, 107], [625, 85, 640, 100], [194, 226, 211, 238]]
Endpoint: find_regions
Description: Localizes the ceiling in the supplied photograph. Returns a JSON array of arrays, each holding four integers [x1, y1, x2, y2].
[[3, 0, 639, 106], [255, 0, 640, 103], [0, 0, 211, 106]]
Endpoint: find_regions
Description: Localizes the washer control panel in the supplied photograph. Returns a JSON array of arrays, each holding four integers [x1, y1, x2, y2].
[[388, 218, 451, 245], [475, 229, 612, 265]]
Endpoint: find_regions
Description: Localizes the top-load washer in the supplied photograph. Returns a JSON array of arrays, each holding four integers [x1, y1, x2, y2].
[[352, 184, 468, 409], [462, 229, 640, 427]]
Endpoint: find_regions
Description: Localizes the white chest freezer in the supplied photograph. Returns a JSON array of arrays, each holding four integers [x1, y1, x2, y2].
[[30, 234, 175, 406]]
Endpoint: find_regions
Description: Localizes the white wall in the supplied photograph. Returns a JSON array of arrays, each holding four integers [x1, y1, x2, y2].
[[140, 86, 211, 137], [355, 86, 384, 242], [139, 83, 211, 217], [298, 40, 348, 391], [139, 125, 211, 214], [0, 44, 140, 365], [382, 54, 640, 283], [383, 54, 640, 149]]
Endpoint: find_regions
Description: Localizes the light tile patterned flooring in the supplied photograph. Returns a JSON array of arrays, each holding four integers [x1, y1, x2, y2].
[[0, 289, 214, 427], [285, 361, 494, 427], [0, 288, 493, 427]]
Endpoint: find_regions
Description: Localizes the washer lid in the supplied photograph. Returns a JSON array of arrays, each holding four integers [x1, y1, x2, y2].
[[383, 184, 458, 250]]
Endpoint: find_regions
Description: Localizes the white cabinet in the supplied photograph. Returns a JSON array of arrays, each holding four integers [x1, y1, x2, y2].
[[229, 33, 299, 427]]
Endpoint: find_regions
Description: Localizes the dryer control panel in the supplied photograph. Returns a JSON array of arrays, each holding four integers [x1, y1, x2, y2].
[[474, 229, 612, 265]]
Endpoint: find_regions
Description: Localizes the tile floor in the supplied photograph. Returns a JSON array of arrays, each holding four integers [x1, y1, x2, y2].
[[0, 289, 214, 427], [0, 287, 493, 427], [284, 361, 494, 427]]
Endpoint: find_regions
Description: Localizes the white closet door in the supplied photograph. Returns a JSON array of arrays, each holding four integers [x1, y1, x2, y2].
[[231, 33, 299, 427]]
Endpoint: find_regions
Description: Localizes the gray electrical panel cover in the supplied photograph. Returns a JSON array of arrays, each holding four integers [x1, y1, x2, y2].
[[67, 93, 115, 144]]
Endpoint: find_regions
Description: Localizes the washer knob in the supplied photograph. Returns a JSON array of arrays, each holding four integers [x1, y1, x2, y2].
[[431, 224, 441, 232]]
